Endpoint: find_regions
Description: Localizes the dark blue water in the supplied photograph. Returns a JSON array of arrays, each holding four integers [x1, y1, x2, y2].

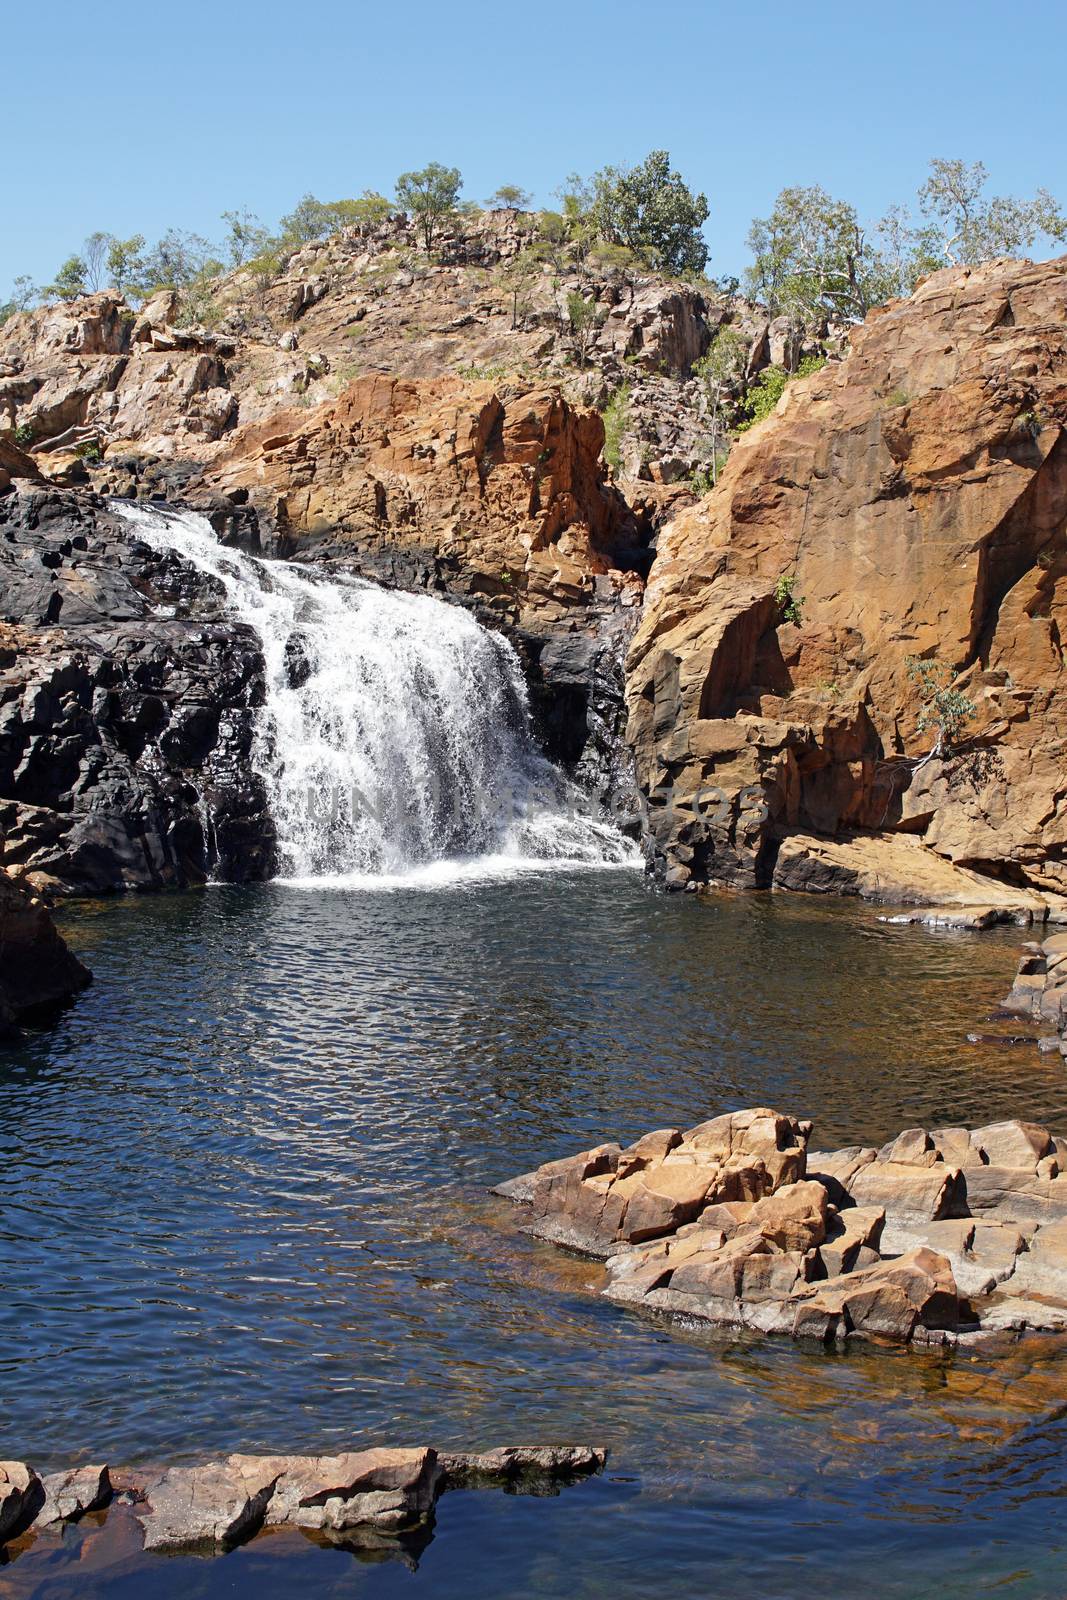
[[3, 874, 1066, 1597]]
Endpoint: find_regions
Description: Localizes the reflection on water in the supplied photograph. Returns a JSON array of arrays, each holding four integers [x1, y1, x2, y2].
[[1, 878, 1066, 1597]]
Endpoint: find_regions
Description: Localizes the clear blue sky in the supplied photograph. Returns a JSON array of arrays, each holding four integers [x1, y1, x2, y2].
[[5, 0, 1065, 292]]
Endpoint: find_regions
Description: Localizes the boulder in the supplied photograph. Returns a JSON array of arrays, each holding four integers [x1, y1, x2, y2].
[[38, 1464, 111, 1525], [499, 1107, 1067, 1351], [847, 1158, 963, 1225], [137, 1457, 280, 1550]]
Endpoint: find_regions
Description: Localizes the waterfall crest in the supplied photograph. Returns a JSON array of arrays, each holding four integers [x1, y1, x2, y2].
[[115, 504, 636, 884]]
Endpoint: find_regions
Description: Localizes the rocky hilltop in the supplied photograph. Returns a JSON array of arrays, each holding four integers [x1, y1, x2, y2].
[[2, 220, 1067, 910]]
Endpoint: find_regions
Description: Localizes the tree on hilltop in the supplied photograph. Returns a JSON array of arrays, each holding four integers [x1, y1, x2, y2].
[[746, 185, 894, 329], [395, 163, 463, 251], [589, 151, 709, 276], [486, 185, 532, 211]]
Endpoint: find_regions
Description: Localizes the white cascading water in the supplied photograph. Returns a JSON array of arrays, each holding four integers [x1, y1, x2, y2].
[[115, 504, 637, 885]]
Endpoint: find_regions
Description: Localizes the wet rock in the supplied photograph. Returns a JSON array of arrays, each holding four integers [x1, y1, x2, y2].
[[438, 1445, 606, 1486], [137, 1457, 279, 1550], [0, 490, 275, 893]]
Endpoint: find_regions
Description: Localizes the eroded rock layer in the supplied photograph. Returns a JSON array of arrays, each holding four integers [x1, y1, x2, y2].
[[497, 1106, 1067, 1346], [626, 257, 1067, 896]]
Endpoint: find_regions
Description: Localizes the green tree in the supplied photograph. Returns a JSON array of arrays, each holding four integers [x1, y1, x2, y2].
[[565, 289, 600, 366], [48, 255, 88, 302], [487, 185, 532, 211], [746, 185, 892, 330], [106, 235, 146, 296], [395, 163, 463, 251], [876, 160, 1067, 296], [600, 383, 631, 473], [139, 229, 218, 294], [0, 275, 38, 325], [590, 151, 709, 276], [222, 209, 271, 268], [340, 191, 393, 231], [906, 657, 977, 761], [916, 158, 1065, 267], [278, 194, 336, 244], [83, 231, 112, 291]]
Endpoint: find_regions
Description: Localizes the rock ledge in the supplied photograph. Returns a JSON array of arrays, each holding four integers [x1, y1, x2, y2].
[[496, 1107, 1067, 1348]]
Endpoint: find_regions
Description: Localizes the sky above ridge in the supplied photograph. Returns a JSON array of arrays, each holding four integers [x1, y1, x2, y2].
[[5, 0, 1066, 293]]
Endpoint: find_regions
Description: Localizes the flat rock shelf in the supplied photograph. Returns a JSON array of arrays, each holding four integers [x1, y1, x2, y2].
[[496, 1107, 1067, 1347], [0, 1445, 604, 1563]]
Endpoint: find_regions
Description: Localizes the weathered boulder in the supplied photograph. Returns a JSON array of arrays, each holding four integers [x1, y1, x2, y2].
[[625, 256, 1067, 897], [38, 1464, 111, 1525], [512, 1107, 811, 1255], [1000, 935, 1067, 1052]]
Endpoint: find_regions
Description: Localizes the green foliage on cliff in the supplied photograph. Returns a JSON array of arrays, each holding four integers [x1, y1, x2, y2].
[[737, 355, 826, 432], [905, 657, 977, 755], [774, 573, 804, 626], [746, 186, 895, 327], [601, 383, 632, 473], [487, 185, 532, 211], [566, 290, 601, 366]]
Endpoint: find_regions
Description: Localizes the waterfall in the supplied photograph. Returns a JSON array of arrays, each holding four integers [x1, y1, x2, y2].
[[114, 504, 637, 885]]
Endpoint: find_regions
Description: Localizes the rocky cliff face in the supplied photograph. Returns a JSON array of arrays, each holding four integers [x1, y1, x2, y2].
[[0, 490, 273, 894], [626, 256, 1067, 897], [0, 867, 90, 1035], [5, 237, 1067, 907]]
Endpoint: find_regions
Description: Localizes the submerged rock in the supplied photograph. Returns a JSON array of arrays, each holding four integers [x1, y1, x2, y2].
[[496, 1107, 1067, 1349]]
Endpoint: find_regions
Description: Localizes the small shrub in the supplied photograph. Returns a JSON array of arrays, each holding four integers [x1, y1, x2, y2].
[[737, 365, 789, 430], [738, 356, 827, 432], [13, 423, 34, 448], [74, 439, 102, 463], [774, 572, 804, 625], [905, 656, 977, 756], [456, 361, 511, 382]]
